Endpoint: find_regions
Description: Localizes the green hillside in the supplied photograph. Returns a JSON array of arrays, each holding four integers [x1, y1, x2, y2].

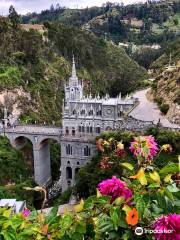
[[22, 0, 180, 44], [150, 38, 180, 70], [0, 12, 147, 124]]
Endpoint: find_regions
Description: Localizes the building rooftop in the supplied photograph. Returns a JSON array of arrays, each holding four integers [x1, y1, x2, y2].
[[71, 96, 136, 105]]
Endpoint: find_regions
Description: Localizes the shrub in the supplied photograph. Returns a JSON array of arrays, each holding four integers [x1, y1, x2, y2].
[[160, 103, 170, 114], [155, 96, 163, 106], [0, 136, 179, 240]]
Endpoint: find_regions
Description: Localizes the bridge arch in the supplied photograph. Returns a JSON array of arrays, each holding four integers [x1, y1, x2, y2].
[[10, 135, 34, 150], [3, 125, 62, 187]]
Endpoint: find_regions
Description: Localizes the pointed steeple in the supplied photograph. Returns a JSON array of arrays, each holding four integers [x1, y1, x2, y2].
[[72, 55, 77, 78], [69, 55, 78, 86]]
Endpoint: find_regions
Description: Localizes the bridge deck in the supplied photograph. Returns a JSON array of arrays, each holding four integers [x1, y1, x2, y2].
[[4, 125, 62, 136]]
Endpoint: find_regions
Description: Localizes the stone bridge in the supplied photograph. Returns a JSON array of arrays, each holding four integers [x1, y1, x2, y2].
[[2, 125, 62, 187]]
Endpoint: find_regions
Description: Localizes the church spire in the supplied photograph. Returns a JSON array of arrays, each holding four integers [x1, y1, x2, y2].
[[72, 55, 77, 78], [69, 55, 78, 86]]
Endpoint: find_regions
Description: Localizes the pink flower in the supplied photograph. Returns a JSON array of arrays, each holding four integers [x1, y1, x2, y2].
[[129, 135, 158, 160], [22, 208, 31, 218], [98, 176, 132, 203], [154, 214, 180, 240]]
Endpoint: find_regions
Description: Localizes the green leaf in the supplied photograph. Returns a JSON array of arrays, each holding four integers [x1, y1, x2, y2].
[[75, 221, 86, 234], [120, 163, 134, 171], [164, 174, 172, 183], [143, 146, 149, 158], [167, 183, 179, 193], [110, 207, 120, 230], [164, 188, 174, 200], [136, 199, 145, 219], [148, 183, 160, 188], [149, 171, 161, 184], [98, 217, 114, 233], [159, 163, 179, 178], [156, 192, 167, 211]]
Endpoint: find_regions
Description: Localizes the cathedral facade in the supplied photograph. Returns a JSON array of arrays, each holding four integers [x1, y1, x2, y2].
[[60, 57, 137, 192]]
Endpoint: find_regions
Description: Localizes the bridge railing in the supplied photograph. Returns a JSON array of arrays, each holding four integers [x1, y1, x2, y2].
[[15, 123, 62, 129]]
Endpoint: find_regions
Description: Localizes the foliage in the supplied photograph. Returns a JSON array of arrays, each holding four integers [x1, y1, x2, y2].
[[49, 140, 61, 181], [0, 181, 34, 208], [0, 135, 179, 239], [0, 136, 32, 185], [22, 1, 180, 45], [0, 13, 146, 124], [160, 103, 170, 115], [75, 129, 180, 197], [150, 38, 180, 70]]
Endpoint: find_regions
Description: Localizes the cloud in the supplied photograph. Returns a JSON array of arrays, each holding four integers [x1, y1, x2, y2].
[[0, 0, 147, 15]]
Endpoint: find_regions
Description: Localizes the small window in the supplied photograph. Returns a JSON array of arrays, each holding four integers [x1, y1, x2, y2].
[[90, 126, 93, 133], [118, 111, 123, 117], [81, 109, 85, 115], [97, 110, 102, 116], [66, 144, 72, 155], [82, 126, 85, 132], [77, 161, 80, 165], [87, 126, 90, 133], [73, 109, 76, 115], [67, 180, 71, 186], [65, 127, 69, 135], [88, 110, 93, 116], [96, 127, 101, 133], [72, 127, 76, 136], [84, 146, 91, 156], [79, 126, 81, 132]]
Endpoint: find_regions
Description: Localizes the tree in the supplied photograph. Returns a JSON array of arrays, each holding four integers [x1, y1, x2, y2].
[[8, 5, 20, 29]]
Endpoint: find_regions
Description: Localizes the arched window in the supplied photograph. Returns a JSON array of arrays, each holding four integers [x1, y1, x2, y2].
[[84, 146, 91, 156], [66, 167, 72, 179], [77, 161, 80, 165], [96, 127, 101, 133], [81, 109, 86, 115], [88, 110, 93, 116], [66, 144, 72, 155], [72, 127, 76, 136], [72, 109, 76, 115], [118, 111, 123, 117], [65, 127, 69, 135], [67, 180, 71, 186], [97, 109, 102, 116]]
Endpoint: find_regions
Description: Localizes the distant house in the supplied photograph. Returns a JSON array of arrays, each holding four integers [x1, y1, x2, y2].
[[0, 199, 26, 214]]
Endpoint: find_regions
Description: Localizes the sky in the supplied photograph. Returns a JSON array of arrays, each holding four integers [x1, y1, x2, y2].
[[0, 0, 147, 15]]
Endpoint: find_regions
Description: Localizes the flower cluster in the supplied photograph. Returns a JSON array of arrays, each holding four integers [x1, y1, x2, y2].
[[98, 176, 132, 203], [153, 214, 180, 240], [99, 156, 111, 169], [22, 208, 30, 218], [129, 135, 158, 160], [161, 144, 173, 153]]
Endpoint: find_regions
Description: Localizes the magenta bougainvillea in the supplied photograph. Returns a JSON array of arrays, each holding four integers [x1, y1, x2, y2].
[[153, 214, 180, 240], [129, 135, 159, 160], [98, 176, 132, 203]]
